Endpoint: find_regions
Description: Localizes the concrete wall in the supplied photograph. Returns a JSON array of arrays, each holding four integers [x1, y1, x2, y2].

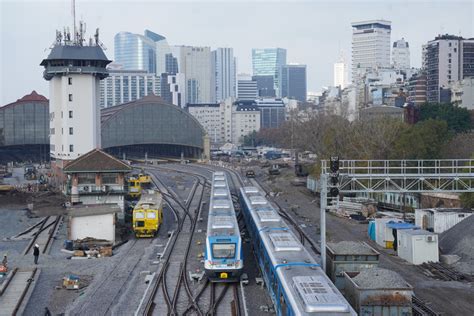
[[69, 213, 115, 243]]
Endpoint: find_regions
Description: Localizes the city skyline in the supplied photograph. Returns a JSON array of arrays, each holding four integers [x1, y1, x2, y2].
[[1, 0, 473, 104]]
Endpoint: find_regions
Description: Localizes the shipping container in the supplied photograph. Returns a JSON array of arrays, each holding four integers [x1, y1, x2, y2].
[[344, 268, 413, 316], [397, 229, 439, 265], [375, 218, 400, 248], [327, 241, 380, 291], [415, 208, 473, 233]]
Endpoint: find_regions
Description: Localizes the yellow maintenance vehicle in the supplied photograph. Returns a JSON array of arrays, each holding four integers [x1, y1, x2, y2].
[[132, 190, 163, 238], [127, 171, 152, 199]]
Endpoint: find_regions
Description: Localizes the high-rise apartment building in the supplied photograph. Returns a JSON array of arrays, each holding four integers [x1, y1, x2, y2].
[[172, 46, 213, 104], [252, 48, 287, 96], [212, 48, 236, 102], [280, 64, 307, 102], [160, 73, 186, 108], [425, 35, 474, 103], [408, 74, 427, 106], [392, 38, 410, 70], [255, 98, 286, 129], [100, 65, 160, 108], [352, 20, 391, 81], [237, 74, 258, 101], [334, 52, 348, 89]]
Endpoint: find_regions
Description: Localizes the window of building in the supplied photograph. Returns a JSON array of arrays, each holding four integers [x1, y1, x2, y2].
[[69, 94, 73, 101], [449, 43, 452, 47], [454, 48, 457, 52], [69, 144, 74, 152], [69, 111, 73, 118], [448, 53, 451, 57], [69, 127, 73, 135], [68, 77, 72, 85], [448, 59, 451, 63]]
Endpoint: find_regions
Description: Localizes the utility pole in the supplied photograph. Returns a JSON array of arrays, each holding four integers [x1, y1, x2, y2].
[[320, 174, 327, 272]]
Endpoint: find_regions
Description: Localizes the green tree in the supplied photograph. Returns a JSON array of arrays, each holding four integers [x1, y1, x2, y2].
[[419, 103, 472, 133], [460, 193, 474, 208], [392, 119, 450, 159]]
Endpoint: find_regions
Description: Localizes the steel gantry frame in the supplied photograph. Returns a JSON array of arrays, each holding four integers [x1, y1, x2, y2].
[[319, 159, 474, 272]]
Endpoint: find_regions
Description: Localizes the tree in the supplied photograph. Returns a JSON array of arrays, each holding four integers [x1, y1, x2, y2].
[[392, 119, 450, 159], [441, 132, 474, 158], [460, 193, 474, 209], [418, 103, 472, 133]]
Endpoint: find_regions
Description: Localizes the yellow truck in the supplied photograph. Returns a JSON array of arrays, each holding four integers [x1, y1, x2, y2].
[[133, 190, 163, 238]]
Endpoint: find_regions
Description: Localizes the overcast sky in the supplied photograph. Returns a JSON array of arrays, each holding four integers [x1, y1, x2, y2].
[[1, 0, 473, 104]]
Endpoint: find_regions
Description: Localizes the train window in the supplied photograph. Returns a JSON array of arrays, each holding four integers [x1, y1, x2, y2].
[[147, 212, 156, 219], [212, 243, 235, 259], [135, 221, 145, 227], [134, 212, 145, 219]]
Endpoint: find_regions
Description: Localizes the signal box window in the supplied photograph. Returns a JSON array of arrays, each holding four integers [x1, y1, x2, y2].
[[69, 94, 73, 101]]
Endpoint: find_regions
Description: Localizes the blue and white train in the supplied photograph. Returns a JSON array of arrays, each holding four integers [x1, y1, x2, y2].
[[204, 172, 243, 282], [240, 186, 356, 316]]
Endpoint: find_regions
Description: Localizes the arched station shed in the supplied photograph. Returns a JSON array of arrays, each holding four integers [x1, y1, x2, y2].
[[101, 95, 210, 160]]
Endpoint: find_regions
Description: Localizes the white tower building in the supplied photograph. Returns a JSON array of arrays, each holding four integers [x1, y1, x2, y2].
[[334, 52, 348, 89], [392, 38, 410, 70], [351, 20, 391, 81], [212, 48, 237, 102], [41, 26, 111, 166]]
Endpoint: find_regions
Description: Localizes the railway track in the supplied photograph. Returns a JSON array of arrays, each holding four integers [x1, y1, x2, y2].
[[142, 168, 205, 315], [23, 215, 62, 255], [412, 295, 439, 316], [420, 261, 473, 282], [0, 268, 38, 316], [139, 165, 245, 316]]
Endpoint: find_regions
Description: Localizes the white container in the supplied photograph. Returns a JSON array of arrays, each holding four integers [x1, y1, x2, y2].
[[375, 218, 401, 248], [397, 229, 439, 264], [415, 208, 473, 233]]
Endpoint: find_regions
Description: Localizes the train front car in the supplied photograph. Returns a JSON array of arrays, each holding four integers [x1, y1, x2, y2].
[[132, 190, 163, 238], [240, 186, 356, 316], [205, 172, 243, 282]]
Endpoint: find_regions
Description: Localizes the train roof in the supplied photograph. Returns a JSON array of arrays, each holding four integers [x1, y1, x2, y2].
[[207, 173, 240, 237], [240, 187, 355, 315], [135, 190, 163, 210]]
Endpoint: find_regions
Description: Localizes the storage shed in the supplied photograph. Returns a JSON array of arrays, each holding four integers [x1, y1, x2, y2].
[[67, 204, 120, 244], [415, 208, 473, 233], [378, 220, 418, 249], [374, 218, 399, 248], [397, 229, 439, 265], [344, 268, 413, 316], [327, 241, 380, 291]]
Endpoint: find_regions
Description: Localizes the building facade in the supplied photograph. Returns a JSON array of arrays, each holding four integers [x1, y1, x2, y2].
[[212, 48, 236, 102], [172, 46, 213, 104], [100, 66, 160, 108], [280, 64, 307, 102], [425, 35, 474, 103], [41, 30, 111, 164], [252, 75, 276, 97], [237, 74, 258, 101], [408, 74, 427, 106], [186, 103, 229, 146], [392, 38, 410, 70], [255, 98, 286, 129], [334, 53, 348, 89], [232, 102, 260, 145], [160, 73, 186, 108], [114, 31, 157, 73], [252, 48, 287, 96], [352, 20, 391, 81], [450, 77, 474, 109]]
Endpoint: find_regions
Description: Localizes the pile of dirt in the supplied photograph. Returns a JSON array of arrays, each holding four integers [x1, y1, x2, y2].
[[439, 215, 474, 274]]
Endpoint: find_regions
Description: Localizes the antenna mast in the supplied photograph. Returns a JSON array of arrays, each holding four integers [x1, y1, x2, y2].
[[72, 0, 76, 44]]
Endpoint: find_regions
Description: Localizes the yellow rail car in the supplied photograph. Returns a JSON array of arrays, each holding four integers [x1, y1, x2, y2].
[[128, 177, 142, 199], [133, 190, 163, 238]]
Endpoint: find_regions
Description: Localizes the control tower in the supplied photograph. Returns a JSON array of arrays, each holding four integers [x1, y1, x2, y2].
[[40, 23, 111, 171]]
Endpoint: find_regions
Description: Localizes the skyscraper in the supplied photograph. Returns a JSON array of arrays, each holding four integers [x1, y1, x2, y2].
[[425, 35, 474, 103], [212, 48, 236, 102], [351, 20, 391, 81], [252, 75, 275, 97], [172, 46, 213, 104], [280, 64, 307, 102], [392, 38, 410, 70], [334, 52, 348, 89], [252, 48, 287, 96], [114, 31, 157, 73]]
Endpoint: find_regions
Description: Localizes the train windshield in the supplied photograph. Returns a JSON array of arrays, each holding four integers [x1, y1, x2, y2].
[[212, 243, 236, 259], [146, 212, 156, 219], [134, 212, 145, 219]]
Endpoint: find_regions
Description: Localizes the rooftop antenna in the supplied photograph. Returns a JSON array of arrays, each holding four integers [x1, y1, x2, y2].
[[72, 0, 76, 44]]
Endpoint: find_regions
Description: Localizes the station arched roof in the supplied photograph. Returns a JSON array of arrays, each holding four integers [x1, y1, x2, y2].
[[101, 95, 206, 150]]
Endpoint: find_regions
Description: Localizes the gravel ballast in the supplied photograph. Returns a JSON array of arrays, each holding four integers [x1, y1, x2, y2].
[[351, 267, 411, 289], [328, 241, 377, 255]]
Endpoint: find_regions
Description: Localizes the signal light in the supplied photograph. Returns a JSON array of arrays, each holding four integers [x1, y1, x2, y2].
[[330, 156, 339, 173], [330, 187, 339, 197]]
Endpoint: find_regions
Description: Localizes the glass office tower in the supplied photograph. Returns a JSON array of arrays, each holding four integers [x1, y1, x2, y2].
[[252, 48, 287, 97]]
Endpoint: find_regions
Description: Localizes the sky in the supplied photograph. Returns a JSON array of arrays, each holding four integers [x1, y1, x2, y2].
[[0, 0, 473, 105]]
